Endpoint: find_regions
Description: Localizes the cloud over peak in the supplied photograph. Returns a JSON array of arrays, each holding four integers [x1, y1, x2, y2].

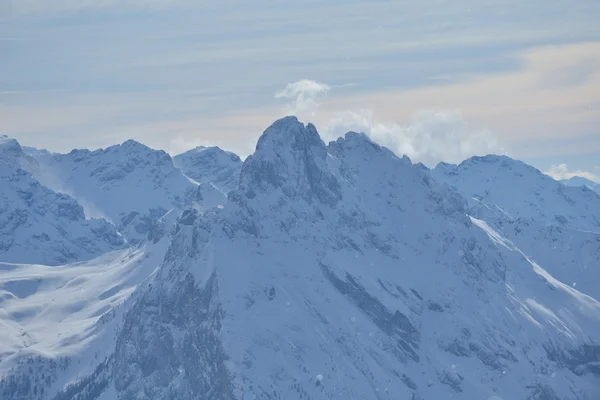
[[275, 80, 331, 119], [545, 164, 599, 183], [324, 109, 505, 167]]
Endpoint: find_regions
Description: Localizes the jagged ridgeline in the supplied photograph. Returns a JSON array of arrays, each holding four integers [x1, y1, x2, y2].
[[1, 118, 599, 399]]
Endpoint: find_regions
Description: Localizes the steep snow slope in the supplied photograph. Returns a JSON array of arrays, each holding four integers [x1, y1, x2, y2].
[[434, 156, 600, 229], [8, 117, 598, 400], [561, 176, 600, 194], [0, 211, 175, 399], [433, 155, 600, 301], [173, 146, 242, 194], [27, 140, 197, 225], [0, 159, 124, 265]]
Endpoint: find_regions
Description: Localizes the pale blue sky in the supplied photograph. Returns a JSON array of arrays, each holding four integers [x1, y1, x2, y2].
[[1, 0, 599, 180]]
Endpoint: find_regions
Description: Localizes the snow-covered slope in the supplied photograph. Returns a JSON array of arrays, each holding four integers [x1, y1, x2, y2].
[[27, 140, 197, 225], [5, 117, 598, 400], [173, 146, 242, 194], [0, 211, 175, 398], [561, 176, 600, 194], [432, 155, 600, 301], [0, 158, 125, 266]]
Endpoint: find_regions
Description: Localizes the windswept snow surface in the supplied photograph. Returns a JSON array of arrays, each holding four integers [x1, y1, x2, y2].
[[26, 140, 197, 224], [23, 140, 235, 244]]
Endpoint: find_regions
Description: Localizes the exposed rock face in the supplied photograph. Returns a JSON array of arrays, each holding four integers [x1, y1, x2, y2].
[[237, 116, 341, 206]]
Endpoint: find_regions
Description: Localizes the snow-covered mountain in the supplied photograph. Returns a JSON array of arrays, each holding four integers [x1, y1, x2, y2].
[[26, 140, 197, 225], [0, 159, 124, 265], [432, 155, 600, 301], [0, 135, 42, 179], [173, 146, 242, 194], [3, 118, 598, 400], [0, 137, 125, 265], [561, 176, 600, 194]]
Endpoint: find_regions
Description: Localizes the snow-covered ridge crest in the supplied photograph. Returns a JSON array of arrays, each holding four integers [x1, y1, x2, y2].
[[25, 139, 198, 242], [173, 145, 242, 194], [0, 134, 41, 179], [0, 135, 22, 156]]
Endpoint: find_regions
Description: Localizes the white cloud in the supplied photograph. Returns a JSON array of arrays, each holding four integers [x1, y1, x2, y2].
[[275, 80, 330, 119], [324, 109, 505, 166], [545, 164, 599, 182]]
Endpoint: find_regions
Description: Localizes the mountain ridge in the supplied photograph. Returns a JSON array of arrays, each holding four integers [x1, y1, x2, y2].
[[431, 154, 600, 301], [0, 158, 125, 265], [561, 176, 600, 194], [1, 119, 599, 399], [173, 145, 242, 195]]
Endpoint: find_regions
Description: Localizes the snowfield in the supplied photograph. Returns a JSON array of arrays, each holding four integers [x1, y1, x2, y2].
[[0, 211, 175, 398]]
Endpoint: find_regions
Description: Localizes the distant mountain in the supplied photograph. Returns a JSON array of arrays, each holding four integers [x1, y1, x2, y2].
[[3, 118, 598, 400], [0, 136, 41, 179], [173, 145, 242, 194], [24, 140, 197, 223], [561, 176, 600, 193], [0, 143, 125, 265], [432, 155, 600, 300]]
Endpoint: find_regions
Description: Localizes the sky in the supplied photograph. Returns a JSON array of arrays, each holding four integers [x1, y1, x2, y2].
[[1, 0, 599, 181]]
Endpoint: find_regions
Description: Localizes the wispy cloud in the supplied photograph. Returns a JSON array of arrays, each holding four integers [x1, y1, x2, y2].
[[545, 164, 599, 182], [316, 42, 600, 143], [2, 0, 599, 174], [324, 109, 504, 166], [275, 80, 331, 119]]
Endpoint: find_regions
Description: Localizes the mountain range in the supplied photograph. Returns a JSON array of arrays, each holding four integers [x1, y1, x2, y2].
[[560, 176, 600, 194], [432, 155, 600, 301], [0, 136, 124, 265], [0, 118, 598, 400]]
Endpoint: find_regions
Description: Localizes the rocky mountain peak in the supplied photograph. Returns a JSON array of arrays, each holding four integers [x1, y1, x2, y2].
[[237, 116, 341, 205], [0, 135, 24, 158]]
